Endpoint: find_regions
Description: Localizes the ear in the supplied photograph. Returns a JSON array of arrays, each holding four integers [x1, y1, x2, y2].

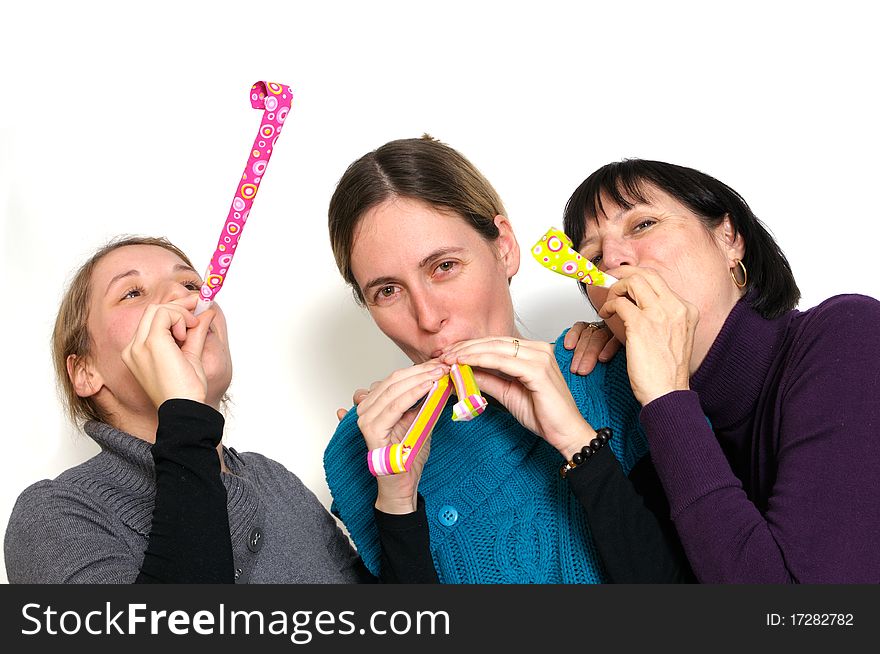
[[493, 215, 520, 279], [717, 214, 745, 264], [67, 354, 104, 399]]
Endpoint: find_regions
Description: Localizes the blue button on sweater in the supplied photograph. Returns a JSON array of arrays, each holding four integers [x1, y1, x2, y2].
[[324, 331, 648, 583]]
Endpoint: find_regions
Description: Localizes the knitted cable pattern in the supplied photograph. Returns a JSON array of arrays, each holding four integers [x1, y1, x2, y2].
[[324, 330, 648, 583]]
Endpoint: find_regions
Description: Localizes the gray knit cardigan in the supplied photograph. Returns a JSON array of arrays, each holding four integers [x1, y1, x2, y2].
[[4, 421, 370, 583]]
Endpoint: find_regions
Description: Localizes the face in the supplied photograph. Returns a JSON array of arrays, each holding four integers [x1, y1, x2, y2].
[[578, 185, 743, 357], [350, 197, 520, 363], [82, 244, 233, 415]]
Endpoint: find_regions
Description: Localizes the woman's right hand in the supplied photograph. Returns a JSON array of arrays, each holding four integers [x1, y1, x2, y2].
[[351, 362, 450, 514], [122, 294, 214, 408]]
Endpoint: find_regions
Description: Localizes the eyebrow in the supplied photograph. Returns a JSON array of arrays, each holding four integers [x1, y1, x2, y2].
[[362, 247, 466, 293], [578, 204, 652, 248], [104, 264, 199, 296]]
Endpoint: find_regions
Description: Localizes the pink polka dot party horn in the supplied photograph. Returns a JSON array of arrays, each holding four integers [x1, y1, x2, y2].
[[531, 227, 617, 288], [194, 81, 293, 316]]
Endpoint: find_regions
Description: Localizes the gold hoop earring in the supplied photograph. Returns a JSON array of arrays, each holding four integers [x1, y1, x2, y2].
[[731, 259, 747, 288]]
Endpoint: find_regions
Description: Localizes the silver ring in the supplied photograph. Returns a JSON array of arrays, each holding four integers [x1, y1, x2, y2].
[[512, 338, 520, 358]]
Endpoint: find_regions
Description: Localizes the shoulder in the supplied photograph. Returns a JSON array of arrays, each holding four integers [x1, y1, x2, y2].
[[5, 477, 116, 577], [552, 328, 632, 397], [788, 294, 880, 356], [796, 293, 880, 330], [8, 464, 117, 528]]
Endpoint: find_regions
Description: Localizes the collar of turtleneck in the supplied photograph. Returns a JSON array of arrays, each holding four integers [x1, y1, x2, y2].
[[84, 419, 241, 478], [689, 292, 792, 431]]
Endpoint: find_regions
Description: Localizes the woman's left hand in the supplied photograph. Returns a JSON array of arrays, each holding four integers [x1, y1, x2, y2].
[[597, 267, 698, 405], [563, 320, 621, 374], [440, 338, 594, 459]]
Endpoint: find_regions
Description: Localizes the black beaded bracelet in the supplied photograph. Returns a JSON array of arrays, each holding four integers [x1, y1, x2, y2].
[[559, 427, 613, 478]]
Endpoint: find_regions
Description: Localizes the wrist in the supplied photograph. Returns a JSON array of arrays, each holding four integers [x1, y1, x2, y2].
[[638, 382, 689, 406], [155, 389, 207, 408], [559, 427, 614, 478], [375, 492, 418, 515], [556, 424, 597, 460]]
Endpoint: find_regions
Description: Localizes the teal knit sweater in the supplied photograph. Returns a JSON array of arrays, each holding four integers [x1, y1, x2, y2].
[[324, 331, 648, 583]]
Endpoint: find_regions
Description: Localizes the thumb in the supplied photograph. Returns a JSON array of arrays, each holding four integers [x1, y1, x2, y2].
[[336, 408, 348, 422], [470, 369, 509, 402]]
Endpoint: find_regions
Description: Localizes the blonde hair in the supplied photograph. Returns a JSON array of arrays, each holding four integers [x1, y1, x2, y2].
[[52, 236, 196, 425]]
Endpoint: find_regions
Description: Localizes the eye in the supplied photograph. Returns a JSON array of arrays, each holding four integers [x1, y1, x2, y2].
[[121, 286, 144, 300], [436, 261, 456, 273], [183, 280, 202, 291], [371, 284, 401, 305], [633, 219, 656, 232], [580, 250, 601, 266]]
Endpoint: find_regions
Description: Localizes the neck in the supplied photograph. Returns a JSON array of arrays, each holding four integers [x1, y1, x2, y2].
[[103, 401, 229, 473], [688, 289, 745, 374]]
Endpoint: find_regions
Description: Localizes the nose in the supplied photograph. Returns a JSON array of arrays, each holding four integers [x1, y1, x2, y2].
[[599, 234, 636, 270], [159, 280, 193, 304], [410, 287, 448, 334]]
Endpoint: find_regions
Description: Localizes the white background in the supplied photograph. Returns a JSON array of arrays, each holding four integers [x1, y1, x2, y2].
[[1, 0, 877, 584]]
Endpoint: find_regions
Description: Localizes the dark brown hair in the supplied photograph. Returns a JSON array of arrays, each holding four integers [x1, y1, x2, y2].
[[563, 159, 800, 318], [328, 135, 507, 304]]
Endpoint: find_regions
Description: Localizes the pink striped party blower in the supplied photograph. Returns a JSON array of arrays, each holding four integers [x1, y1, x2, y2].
[[194, 81, 293, 316]]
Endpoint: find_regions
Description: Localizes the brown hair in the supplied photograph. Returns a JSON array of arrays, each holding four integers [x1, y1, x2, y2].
[[53, 236, 196, 425], [328, 135, 507, 304]]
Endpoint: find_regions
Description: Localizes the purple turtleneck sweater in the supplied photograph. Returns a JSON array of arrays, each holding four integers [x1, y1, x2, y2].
[[639, 293, 880, 583]]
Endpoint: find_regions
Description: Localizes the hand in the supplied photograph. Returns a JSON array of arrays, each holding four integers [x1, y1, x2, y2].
[[354, 362, 450, 514], [335, 386, 371, 421], [440, 338, 595, 459], [121, 294, 213, 408], [597, 267, 697, 405], [563, 321, 622, 374]]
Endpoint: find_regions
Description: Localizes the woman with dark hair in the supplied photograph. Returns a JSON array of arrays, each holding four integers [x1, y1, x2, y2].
[[557, 159, 880, 582]]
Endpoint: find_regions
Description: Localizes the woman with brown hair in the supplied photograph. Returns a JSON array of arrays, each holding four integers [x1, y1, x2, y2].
[[324, 137, 692, 583]]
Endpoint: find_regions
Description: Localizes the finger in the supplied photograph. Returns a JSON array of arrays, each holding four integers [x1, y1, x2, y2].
[[605, 274, 659, 311], [598, 336, 622, 362], [441, 336, 547, 360], [442, 337, 551, 366], [444, 348, 545, 387], [359, 364, 448, 416], [572, 329, 604, 375], [563, 322, 589, 350], [366, 360, 447, 401], [352, 388, 370, 405], [181, 306, 214, 359], [469, 368, 514, 403], [336, 408, 348, 422], [169, 293, 200, 312], [358, 377, 444, 448], [441, 335, 509, 354], [598, 295, 641, 326], [150, 304, 197, 346], [129, 303, 156, 356], [358, 367, 448, 434], [613, 265, 672, 296]]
